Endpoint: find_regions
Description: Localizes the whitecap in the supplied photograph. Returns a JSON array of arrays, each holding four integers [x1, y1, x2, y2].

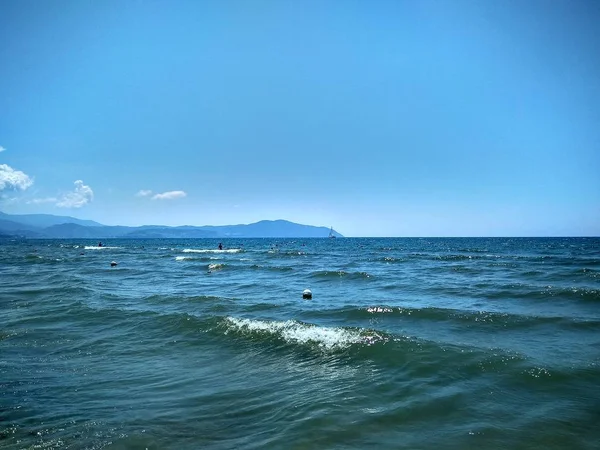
[[223, 317, 384, 350], [83, 246, 121, 250]]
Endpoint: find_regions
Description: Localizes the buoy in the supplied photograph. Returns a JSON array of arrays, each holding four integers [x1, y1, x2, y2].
[[302, 289, 312, 299], [110, 261, 118, 267]]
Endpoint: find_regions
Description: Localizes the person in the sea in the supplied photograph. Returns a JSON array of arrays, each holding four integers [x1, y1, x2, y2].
[[218, 243, 223, 250], [98, 242, 103, 247]]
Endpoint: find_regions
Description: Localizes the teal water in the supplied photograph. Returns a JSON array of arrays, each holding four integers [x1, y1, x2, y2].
[[1, 238, 599, 449]]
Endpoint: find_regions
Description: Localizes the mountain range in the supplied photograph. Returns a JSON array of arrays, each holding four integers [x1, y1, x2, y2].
[[0, 212, 343, 239]]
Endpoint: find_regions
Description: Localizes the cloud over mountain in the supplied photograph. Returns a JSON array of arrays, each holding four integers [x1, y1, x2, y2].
[[56, 180, 94, 208]]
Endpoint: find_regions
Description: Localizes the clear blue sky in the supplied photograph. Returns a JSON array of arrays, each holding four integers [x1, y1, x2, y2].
[[1, 0, 598, 236]]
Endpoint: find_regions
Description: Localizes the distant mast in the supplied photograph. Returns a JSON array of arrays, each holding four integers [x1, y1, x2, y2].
[[329, 227, 336, 238]]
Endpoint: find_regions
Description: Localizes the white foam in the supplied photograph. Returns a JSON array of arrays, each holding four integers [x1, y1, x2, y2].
[[175, 255, 220, 261], [208, 263, 224, 270], [83, 246, 121, 250], [224, 317, 381, 350], [182, 248, 242, 254], [367, 307, 394, 313]]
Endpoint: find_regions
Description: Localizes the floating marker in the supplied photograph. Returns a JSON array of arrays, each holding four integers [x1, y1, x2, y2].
[[302, 289, 312, 299], [110, 261, 118, 267]]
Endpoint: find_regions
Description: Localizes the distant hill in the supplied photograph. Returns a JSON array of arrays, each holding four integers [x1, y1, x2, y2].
[[0, 218, 38, 232], [0, 218, 45, 237], [203, 220, 342, 238], [122, 226, 219, 239], [42, 223, 112, 239], [0, 212, 343, 238], [0, 211, 103, 228]]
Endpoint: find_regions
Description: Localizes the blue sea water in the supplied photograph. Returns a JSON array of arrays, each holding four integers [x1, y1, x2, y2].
[[1, 237, 599, 449]]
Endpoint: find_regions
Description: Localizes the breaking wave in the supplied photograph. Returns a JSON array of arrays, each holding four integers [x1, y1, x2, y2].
[[221, 317, 387, 350]]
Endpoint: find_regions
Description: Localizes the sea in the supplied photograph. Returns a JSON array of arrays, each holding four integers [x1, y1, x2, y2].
[[1, 237, 599, 449]]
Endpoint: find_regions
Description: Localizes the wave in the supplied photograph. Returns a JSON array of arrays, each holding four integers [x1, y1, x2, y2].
[[221, 317, 388, 350], [59, 244, 81, 249], [143, 294, 239, 306], [249, 264, 294, 272], [455, 247, 491, 253], [214, 316, 530, 376], [182, 248, 243, 254], [23, 255, 66, 265], [83, 246, 121, 250], [4, 285, 92, 298], [175, 255, 219, 261], [64, 305, 390, 355], [380, 256, 407, 263], [401, 252, 600, 267], [435, 254, 477, 261], [483, 285, 600, 302], [267, 250, 309, 257], [577, 268, 600, 279], [174, 259, 294, 273], [309, 270, 375, 280], [538, 286, 600, 302], [41, 303, 545, 377], [172, 260, 295, 275], [301, 305, 600, 331]]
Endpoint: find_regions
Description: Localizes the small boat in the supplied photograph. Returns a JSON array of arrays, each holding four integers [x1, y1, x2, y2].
[[329, 227, 336, 238]]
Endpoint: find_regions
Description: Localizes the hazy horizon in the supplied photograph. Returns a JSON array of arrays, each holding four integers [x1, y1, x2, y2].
[[1, 0, 599, 237], [2, 210, 599, 238]]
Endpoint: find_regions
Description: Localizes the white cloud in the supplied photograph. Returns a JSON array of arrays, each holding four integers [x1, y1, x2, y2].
[[136, 189, 153, 197], [152, 190, 187, 200], [0, 146, 6, 152], [27, 197, 58, 205], [0, 164, 34, 191], [56, 180, 94, 208]]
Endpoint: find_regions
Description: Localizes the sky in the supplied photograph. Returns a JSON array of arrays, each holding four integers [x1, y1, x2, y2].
[[0, 0, 599, 237]]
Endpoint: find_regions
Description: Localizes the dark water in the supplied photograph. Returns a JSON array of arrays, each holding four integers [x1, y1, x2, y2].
[[1, 237, 599, 449]]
